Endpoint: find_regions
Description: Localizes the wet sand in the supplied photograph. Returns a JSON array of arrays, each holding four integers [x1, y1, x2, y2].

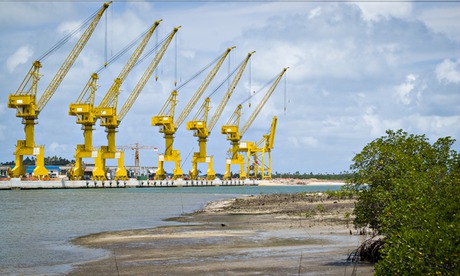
[[69, 193, 374, 275]]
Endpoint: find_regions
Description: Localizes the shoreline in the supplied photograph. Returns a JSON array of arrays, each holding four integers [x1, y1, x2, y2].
[[259, 178, 346, 186], [68, 192, 374, 275]]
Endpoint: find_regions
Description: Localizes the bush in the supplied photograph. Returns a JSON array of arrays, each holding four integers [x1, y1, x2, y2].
[[347, 130, 460, 274]]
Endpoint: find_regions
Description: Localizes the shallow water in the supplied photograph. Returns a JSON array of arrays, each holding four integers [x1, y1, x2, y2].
[[0, 185, 341, 275]]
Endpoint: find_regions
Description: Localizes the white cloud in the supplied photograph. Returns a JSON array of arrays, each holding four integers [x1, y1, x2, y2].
[[308, 6, 322, 19], [436, 58, 460, 84], [49, 142, 70, 155], [418, 6, 460, 42], [362, 105, 402, 136], [302, 136, 318, 147], [352, 1, 413, 22], [0, 2, 75, 27], [6, 46, 33, 72], [413, 115, 460, 135], [57, 21, 80, 36], [394, 74, 424, 105]]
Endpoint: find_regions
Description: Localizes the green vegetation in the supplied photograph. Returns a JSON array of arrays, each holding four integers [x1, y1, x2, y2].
[[347, 129, 460, 274], [315, 203, 326, 213], [1, 157, 36, 166], [324, 189, 356, 200], [1, 156, 74, 166]]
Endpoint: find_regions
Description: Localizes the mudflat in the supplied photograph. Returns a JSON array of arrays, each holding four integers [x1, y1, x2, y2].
[[70, 193, 374, 275]]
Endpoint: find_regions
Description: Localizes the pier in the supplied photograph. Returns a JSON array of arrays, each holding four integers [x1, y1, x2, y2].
[[0, 178, 259, 190]]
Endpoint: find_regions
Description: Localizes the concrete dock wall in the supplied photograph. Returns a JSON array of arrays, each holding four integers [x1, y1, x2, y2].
[[0, 178, 259, 190]]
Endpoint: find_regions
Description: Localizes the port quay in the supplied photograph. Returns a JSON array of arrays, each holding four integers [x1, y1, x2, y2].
[[0, 178, 259, 190]]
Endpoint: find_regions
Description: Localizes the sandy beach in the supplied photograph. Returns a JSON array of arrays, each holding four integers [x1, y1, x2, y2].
[[69, 192, 374, 275]]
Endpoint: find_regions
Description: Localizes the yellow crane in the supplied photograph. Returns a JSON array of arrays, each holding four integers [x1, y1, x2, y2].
[[93, 26, 180, 180], [242, 116, 277, 180], [186, 51, 254, 180], [152, 46, 235, 180], [68, 20, 162, 180], [221, 67, 288, 180], [7, 2, 111, 179]]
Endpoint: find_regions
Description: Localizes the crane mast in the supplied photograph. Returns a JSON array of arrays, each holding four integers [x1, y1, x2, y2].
[[92, 26, 180, 181], [185, 51, 254, 180], [152, 46, 234, 180], [7, 2, 111, 179], [221, 67, 288, 180]]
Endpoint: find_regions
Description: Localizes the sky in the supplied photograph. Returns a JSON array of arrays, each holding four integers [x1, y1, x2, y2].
[[1, 0, 459, 175]]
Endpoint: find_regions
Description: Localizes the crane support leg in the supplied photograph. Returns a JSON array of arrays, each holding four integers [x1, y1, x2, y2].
[[11, 141, 26, 177], [223, 154, 246, 180], [11, 140, 48, 179], [238, 155, 247, 180], [189, 137, 210, 180], [155, 134, 184, 180], [70, 144, 93, 180], [223, 159, 231, 180], [92, 148, 107, 180], [155, 155, 166, 180], [223, 141, 247, 180], [206, 156, 215, 180], [10, 118, 40, 178], [189, 155, 215, 180], [115, 151, 128, 180], [262, 151, 273, 180], [172, 150, 183, 180], [189, 155, 199, 180], [33, 146, 48, 179], [70, 157, 85, 180]]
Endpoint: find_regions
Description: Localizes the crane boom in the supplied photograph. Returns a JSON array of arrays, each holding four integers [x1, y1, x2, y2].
[[118, 26, 181, 122], [240, 67, 288, 136], [74, 73, 99, 105], [174, 46, 235, 128], [36, 1, 112, 113], [72, 20, 159, 108], [98, 19, 162, 110], [208, 51, 254, 132]]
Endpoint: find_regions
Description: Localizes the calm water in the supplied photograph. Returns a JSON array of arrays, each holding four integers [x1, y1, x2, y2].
[[0, 185, 341, 275]]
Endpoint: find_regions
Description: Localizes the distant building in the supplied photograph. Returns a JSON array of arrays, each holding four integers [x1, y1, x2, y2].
[[25, 166, 61, 178]]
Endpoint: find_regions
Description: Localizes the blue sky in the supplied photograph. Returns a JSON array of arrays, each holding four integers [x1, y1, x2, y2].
[[1, 1, 459, 174]]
